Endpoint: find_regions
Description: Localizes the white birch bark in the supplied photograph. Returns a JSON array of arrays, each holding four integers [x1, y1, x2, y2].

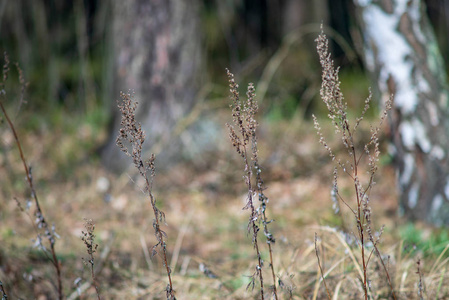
[[354, 0, 449, 225]]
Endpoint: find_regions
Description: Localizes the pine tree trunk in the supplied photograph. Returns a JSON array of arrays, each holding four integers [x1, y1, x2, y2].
[[354, 0, 449, 225], [101, 0, 203, 172]]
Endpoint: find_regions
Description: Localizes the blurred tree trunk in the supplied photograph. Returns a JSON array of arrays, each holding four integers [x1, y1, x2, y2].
[[354, 0, 449, 225], [101, 0, 203, 172], [282, 0, 329, 35]]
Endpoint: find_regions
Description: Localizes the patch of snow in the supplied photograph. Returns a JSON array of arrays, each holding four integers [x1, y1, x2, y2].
[[388, 143, 397, 156], [413, 119, 431, 153], [96, 177, 110, 193], [400, 122, 415, 150], [416, 69, 430, 94], [408, 1, 426, 44], [430, 146, 445, 160], [426, 102, 439, 126], [400, 154, 414, 186], [408, 182, 419, 208], [400, 120, 431, 153], [431, 194, 443, 213]]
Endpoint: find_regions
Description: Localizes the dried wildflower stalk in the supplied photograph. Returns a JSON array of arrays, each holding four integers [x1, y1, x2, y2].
[[253, 142, 278, 299], [81, 219, 101, 300], [314, 233, 331, 299], [416, 258, 424, 300], [0, 53, 63, 299], [313, 28, 396, 300], [116, 92, 175, 300], [226, 69, 278, 300]]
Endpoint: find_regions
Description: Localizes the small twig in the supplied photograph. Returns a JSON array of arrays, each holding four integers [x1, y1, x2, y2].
[[416, 258, 424, 300], [315, 233, 332, 300]]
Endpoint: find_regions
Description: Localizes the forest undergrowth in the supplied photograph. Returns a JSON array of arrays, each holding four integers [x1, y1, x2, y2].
[[1, 32, 449, 300]]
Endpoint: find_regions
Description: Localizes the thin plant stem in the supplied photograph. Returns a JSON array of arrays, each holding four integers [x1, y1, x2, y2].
[[254, 160, 278, 299], [81, 219, 101, 300], [315, 233, 332, 300], [417, 258, 424, 300], [1, 94, 63, 299], [226, 69, 280, 299], [243, 147, 265, 299], [314, 27, 397, 300], [115, 92, 175, 299]]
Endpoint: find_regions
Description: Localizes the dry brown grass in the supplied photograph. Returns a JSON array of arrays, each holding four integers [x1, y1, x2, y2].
[[1, 120, 449, 299], [2, 40, 449, 300]]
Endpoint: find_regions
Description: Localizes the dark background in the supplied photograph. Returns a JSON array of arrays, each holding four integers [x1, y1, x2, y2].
[[1, 0, 447, 119]]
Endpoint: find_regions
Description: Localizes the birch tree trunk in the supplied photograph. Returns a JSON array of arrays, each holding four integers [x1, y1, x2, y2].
[[101, 0, 203, 172], [353, 0, 449, 225]]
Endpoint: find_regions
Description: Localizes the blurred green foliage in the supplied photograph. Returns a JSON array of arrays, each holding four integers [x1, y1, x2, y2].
[[0, 0, 109, 114], [1, 0, 447, 126], [400, 223, 449, 258]]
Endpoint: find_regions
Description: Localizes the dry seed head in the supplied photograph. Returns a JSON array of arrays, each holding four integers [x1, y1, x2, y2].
[[226, 123, 244, 157], [245, 83, 258, 138], [316, 28, 354, 152], [313, 114, 335, 161], [82, 219, 98, 257], [116, 91, 148, 175], [226, 70, 260, 154], [354, 89, 372, 132]]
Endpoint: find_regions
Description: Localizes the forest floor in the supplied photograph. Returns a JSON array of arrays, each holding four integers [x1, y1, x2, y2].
[[1, 108, 449, 299]]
